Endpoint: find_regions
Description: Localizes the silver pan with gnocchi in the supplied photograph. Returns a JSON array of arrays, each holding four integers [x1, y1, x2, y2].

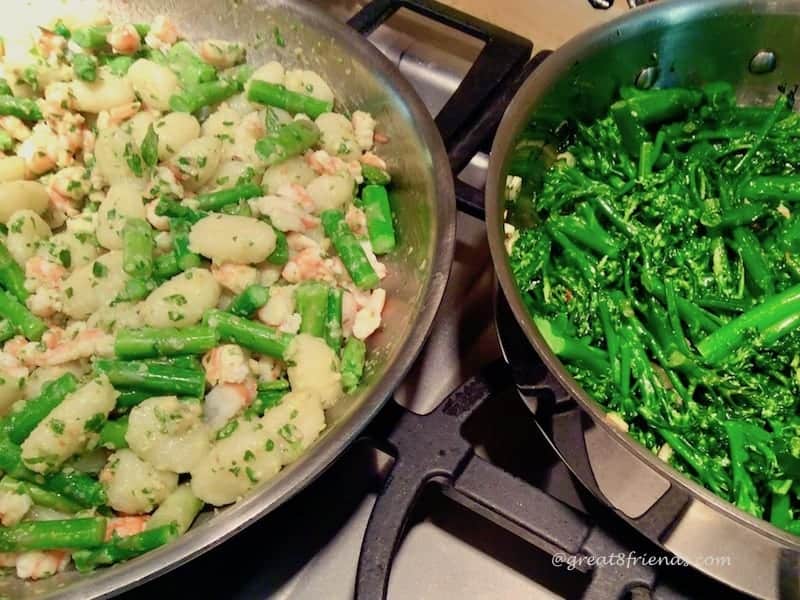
[[0, 9, 402, 581]]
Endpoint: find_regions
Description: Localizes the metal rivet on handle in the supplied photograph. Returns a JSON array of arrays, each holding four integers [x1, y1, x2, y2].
[[635, 66, 659, 89], [749, 50, 777, 74], [588, 0, 614, 9]]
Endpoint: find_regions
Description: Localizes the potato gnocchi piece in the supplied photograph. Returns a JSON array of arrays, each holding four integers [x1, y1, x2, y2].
[[141, 268, 221, 328], [154, 112, 201, 161], [0, 157, 26, 183], [306, 173, 355, 213], [6, 210, 51, 265], [284, 69, 334, 104], [315, 113, 359, 160], [69, 70, 136, 113], [127, 59, 180, 112], [126, 396, 211, 473], [21, 375, 118, 474], [101, 449, 178, 514], [260, 390, 325, 465], [190, 417, 282, 506], [0, 182, 49, 224], [0, 370, 26, 417], [37, 231, 101, 272], [168, 136, 222, 191], [285, 333, 343, 409], [261, 156, 317, 193], [23, 363, 89, 401], [94, 127, 143, 186], [189, 215, 276, 264], [87, 301, 144, 334], [61, 251, 129, 319], [96, 181, 147, 250]]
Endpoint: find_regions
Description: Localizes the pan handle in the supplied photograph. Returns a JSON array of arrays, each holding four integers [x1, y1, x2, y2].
[[355, 361, 658, 600]]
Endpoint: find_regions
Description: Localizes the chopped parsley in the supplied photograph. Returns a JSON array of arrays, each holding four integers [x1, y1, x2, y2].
[[164, 294, 187, 305], [92, 262, 108, 278], [84, 413, 106, 433], [273, 26, 285, 48], [58, 249, 71, 268], [216, 420, 239, 440], [49, 418, 65, 435]]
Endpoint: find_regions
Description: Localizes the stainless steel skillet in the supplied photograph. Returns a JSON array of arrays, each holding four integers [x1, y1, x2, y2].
[[0, 1, 455, 597], [486, 1, 800, 598]]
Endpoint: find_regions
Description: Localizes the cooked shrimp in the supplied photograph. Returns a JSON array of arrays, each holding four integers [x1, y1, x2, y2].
[[250, 184, 317, 233], [199, 40, 245, 69], [47, 185, 79, 217], [105, 516, 149, 541], [149, 166, 184, 201], [210, 263, 258, 294], [248, 355, 281, 382], [352, 288, 386, 340], [107, 24, 141, 54], [145, 16, 179, 51], [27, 285, 62, 318], [29, 328, 114, 367], [360, 151, 387, 171], [15, 551, 69, 580], [0, 116, 31, 141], [42, 82, 75, 116], [203, 378, 257, 431], [36, 28, 67, 59], [25, 256, 66, 289], [341, 291, 357, 338], [0, 489, 32, 526], [241, 111, 266, 138], [0, 349, 29, 379], [17, 125, 58, 176], [256, 284, 295, 328], [359, 240, 387, 280], [345, 205, 367, 237], [281, 246, 334, 284], [352, 110, 376, 150], [373, 132, 390, 144], [202, 344, 250, 385], [97, 101, 141, 130], [50, 166, 90, 202], [145, 200, 170, 231], [0, 553, 17, 568], [50, 111, 86, 154]]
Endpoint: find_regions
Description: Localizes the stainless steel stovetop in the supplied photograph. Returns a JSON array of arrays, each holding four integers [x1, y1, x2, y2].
[[123, 2, 749, 599]]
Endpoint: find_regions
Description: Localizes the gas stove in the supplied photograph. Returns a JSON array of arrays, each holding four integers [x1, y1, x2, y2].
[[124, 2, 757, 598]]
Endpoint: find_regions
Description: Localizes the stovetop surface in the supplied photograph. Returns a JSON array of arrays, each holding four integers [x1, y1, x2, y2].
[[123, 2, 753, 598]]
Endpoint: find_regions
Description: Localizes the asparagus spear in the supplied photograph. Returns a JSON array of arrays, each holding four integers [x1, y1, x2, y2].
[[0, 289, 46, 340], [361, 185, 396, 254], [324, 287, 343, 352], [341, 337, 366, 393], [227, 284, 270, 318], [73, 523, 178, 573], [254, 120, 320, 166], [114, 325, 218, 360], [295, 282, 329, 338], [0, 517, 107, 552], [321, 210, 380, 289], [204, 309, 293, 359], [94, 359, 206, 397], [0, 242, 30, 302], [0, 373, 78, 444], [122, 218, 154, 279], [247, 80, 333, 118]]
